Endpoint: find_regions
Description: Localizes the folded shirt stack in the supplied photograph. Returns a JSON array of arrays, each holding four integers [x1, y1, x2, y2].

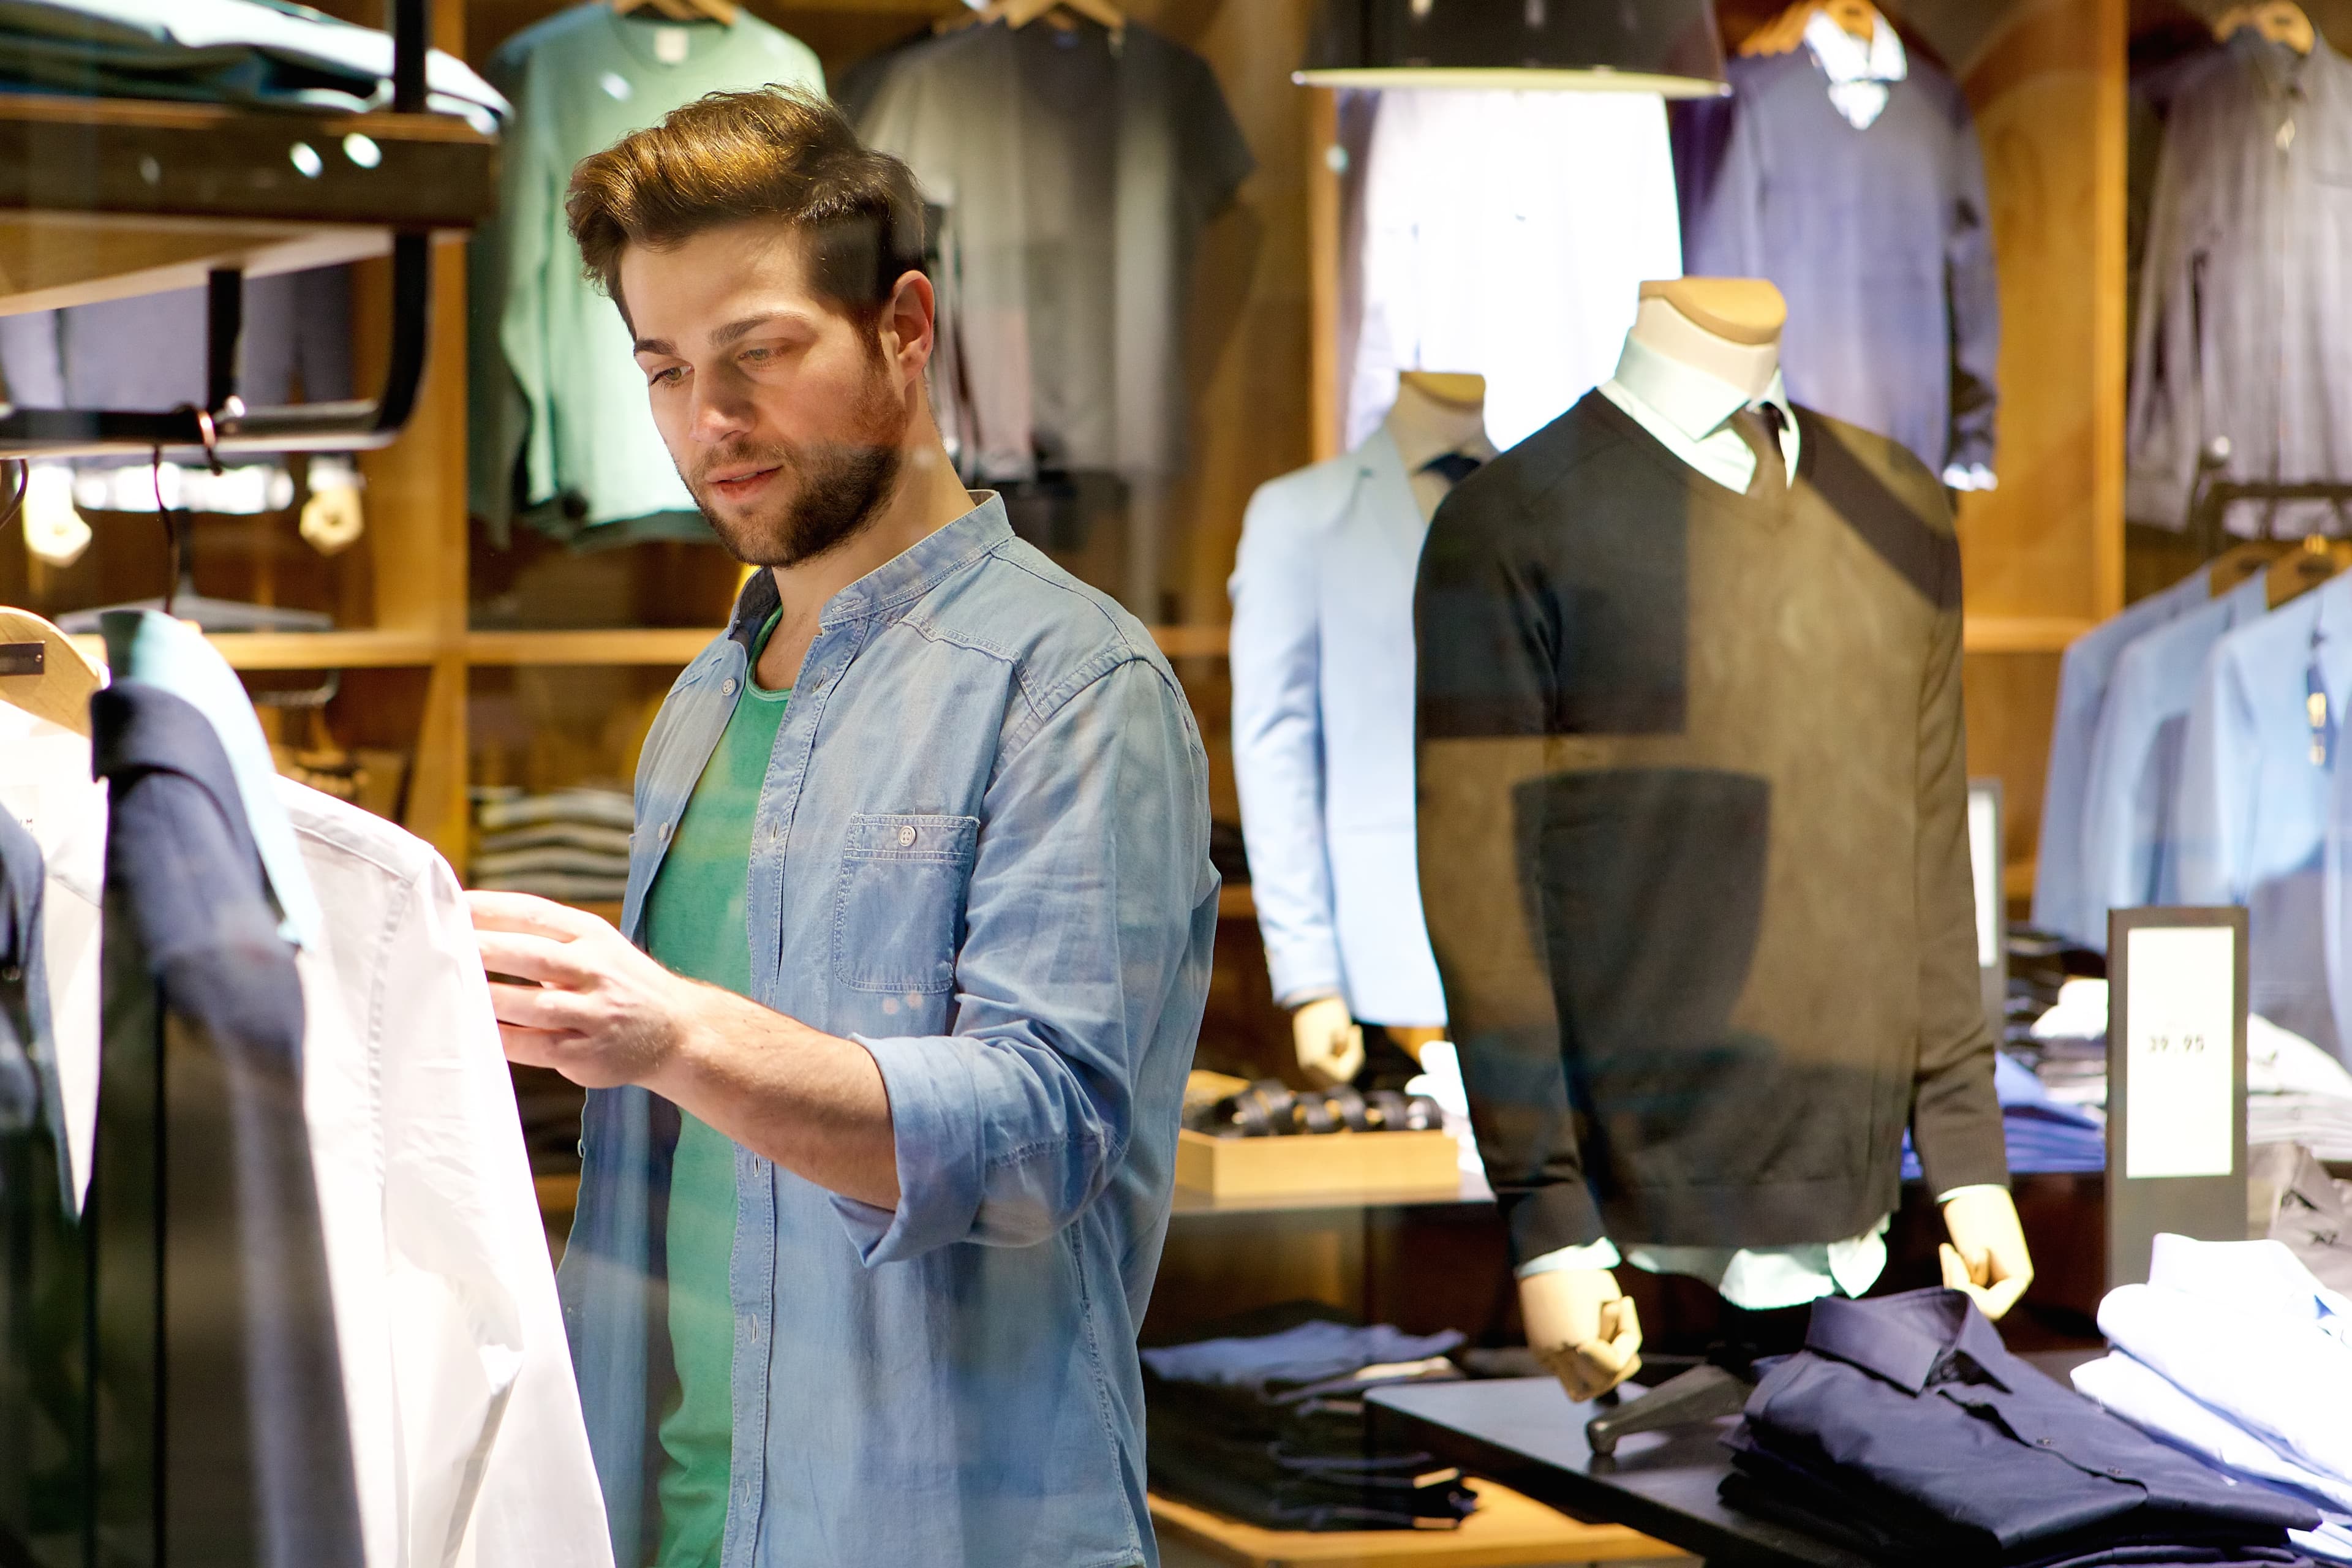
[[1901, 1051, 2107, 1178], [1141, 1311, 1477, 1534], [2019, 981, 2352, 1161], [0, 0, 507, 126], [1723, 1287, 2318, 1567], [2075, 1235, 2352, 1564], [470, 786, 632, 905]]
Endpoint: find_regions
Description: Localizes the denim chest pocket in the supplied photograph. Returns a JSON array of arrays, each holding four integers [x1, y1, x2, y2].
[[832, 813, 981, 994]]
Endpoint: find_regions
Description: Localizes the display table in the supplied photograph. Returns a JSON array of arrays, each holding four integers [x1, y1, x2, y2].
[[1364, 1378, 1877, 1568], [1150, 1479, 1682, 1567]]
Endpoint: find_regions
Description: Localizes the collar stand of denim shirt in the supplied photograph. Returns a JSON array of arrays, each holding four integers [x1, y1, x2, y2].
[[723, 493, 1017, 655]]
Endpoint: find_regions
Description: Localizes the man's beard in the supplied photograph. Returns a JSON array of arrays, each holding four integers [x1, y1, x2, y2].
[[684, 367, 909, 569]]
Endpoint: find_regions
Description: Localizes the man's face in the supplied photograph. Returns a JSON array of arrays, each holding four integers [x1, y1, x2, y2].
[[624, 219, 913, 568]]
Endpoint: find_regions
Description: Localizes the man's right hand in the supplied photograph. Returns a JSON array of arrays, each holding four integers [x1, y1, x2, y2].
[[1519, 1267, 1643, 1402]]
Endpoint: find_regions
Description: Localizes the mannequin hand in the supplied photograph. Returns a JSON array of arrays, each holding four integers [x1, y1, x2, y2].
[[1292, 995, 1365, 1086], [21, 465, 91, 568], [1519, 1267, 1643, 1402], [1940, 1186, 2034, 1320], [300, 482, 366, 555]]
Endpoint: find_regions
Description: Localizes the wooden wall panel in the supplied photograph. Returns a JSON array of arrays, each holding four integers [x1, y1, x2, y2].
[[1954, 0, 2127, 889], [1958, 0, 2127, 627]]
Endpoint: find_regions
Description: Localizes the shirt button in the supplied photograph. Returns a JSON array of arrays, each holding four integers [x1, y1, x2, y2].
[[0, 963, 18, 984], [2036, 1438, 2054, 1447], [897, 825, 918, 848], [721, 677, 738, 696], [658, 821, 671, 841]]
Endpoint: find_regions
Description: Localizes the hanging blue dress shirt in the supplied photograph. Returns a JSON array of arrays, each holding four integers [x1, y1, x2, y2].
[[2073, 570, 2269, 946], [2174, 571, 2352, 1060], [2034, 564, 2212, 948]]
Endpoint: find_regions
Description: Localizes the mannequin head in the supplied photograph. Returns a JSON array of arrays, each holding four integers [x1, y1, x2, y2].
[[1627, 279, 1787, 402]]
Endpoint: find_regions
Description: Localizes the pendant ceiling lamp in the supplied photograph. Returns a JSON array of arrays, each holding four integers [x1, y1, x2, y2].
[[1297, 0, 1730, 96]]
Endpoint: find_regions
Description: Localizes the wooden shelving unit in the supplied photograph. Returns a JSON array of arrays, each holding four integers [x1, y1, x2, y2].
[[0, 93, 495, 318]]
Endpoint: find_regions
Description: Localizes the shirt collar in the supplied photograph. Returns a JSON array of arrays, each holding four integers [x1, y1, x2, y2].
[[97, 611, 320, 950], [1385, 410, 1498, 478], [1609, 333, 1795, 450], [728, 492, 1017, 649], [1804, 7, 1907, 87], [1803, 1289, 2015, 1395]]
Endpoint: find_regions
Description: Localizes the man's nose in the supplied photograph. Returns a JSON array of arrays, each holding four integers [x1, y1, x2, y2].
[[690, 377, 756, 442]]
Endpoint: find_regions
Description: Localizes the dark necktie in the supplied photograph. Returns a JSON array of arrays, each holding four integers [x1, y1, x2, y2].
[[1730, 404, 1789, 501], [1420, 450, 1483, 488]]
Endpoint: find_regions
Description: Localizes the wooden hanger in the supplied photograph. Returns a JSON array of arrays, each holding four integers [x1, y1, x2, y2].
[[2214, 1, 2315, 54], [0, 606, 102, 737], [2207, 538, 2290, 594], [2264, 533, 2351, 609], [937, 0, 1125, 42], [612, 0, 738, 26], [1741, 1, 1882, 58]]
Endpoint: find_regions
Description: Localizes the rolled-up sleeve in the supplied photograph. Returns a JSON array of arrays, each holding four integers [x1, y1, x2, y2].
[[832, 655, 1215, 1264]]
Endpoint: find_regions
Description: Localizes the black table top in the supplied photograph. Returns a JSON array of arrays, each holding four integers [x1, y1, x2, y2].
[[1368, 1354, 2108, 1567], [1366, 1376, 1880, 1568]]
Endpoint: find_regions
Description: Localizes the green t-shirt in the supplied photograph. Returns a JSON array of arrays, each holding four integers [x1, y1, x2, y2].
[[642, 615, 788, 1568]]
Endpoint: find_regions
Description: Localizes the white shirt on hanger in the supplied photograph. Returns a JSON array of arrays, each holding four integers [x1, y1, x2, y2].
[[1804, 7, 1908, 130], [1348, 88, 1683, 455], [0, 701, 608, 1568]]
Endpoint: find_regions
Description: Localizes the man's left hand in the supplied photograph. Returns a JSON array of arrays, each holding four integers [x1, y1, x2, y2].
[[469, 891, 690, 1088]]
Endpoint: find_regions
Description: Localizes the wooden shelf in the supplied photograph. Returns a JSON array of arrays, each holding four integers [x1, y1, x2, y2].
[[0, 95, 496, 315], [466, 628, 715, 666], [70, 628, 443, 670], [1150, 1481, 1675, 1566], [1218, 884, 1256, 921], [1961, 616, 2094, 654]]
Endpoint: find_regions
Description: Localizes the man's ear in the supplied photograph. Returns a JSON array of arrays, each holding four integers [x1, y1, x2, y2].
[[883, 269, 936, 380]]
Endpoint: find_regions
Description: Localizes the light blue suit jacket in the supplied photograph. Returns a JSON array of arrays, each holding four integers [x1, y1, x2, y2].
[[1228, 429, 1446, 1025]]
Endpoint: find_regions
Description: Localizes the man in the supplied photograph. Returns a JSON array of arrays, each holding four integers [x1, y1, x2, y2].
[[467, 88, 1218, 1568]]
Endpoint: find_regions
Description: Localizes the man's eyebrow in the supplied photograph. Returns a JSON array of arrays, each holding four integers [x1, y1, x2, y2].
[[631, 335, 676, 356], [710, 312, 809, 349]]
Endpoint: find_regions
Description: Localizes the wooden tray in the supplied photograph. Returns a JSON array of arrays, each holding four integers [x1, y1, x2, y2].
[[1175, 1126, 1462, 1198]]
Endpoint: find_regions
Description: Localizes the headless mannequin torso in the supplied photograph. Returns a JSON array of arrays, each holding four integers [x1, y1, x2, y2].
[[1517, 277, 2035, 1405]]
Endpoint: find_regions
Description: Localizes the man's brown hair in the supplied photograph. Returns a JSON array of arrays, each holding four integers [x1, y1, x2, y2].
[[565, 86, 926, 331]]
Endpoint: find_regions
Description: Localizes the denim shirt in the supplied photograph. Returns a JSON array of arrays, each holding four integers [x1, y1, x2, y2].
[[559, 495, 1218, 1568]]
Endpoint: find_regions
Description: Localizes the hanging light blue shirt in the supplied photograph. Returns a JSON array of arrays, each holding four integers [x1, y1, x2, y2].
[[2174, 571, 2352, 1059], [2073, 570, 2268, 945], [2033, 565, 2214, 948], [559, 495, 1219, 1568]]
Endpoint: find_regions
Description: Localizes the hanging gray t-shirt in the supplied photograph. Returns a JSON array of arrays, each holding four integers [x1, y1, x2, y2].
[[856, 21, 1253, 486]]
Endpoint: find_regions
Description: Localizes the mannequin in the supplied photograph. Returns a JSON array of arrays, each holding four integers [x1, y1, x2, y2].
[[1233, 374, 1482, 1091], [1502, 279, 2034, 1402], [1288, 371, 1489, 1085]]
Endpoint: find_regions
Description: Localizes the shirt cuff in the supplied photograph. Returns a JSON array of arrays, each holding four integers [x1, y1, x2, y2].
[[1515, 1238, 1622, 1280], [826, 1032, 984, 1267], [1934, 1183, 2008, 1206]]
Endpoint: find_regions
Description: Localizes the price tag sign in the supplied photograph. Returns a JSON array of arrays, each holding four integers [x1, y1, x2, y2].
[[2106, 907, 2247, 1288]]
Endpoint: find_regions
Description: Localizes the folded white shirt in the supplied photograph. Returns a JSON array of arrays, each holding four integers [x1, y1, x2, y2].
[[2098, 1235, 2352, 1493]]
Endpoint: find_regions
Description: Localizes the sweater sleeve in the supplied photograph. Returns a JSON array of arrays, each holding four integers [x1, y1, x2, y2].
[[1415, 486, 1602, 1261], [1908, 579, 2010, 1196]]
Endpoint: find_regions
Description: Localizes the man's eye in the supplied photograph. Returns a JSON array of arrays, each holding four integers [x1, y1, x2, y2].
[[649, 366, 682, 387], [742, 347, 771, 364]]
